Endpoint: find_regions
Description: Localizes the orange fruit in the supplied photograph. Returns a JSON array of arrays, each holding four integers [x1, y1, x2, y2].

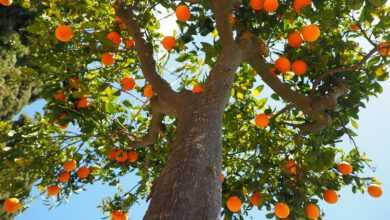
[[77, 167, 91, 179], [293, 0, 312, 13], [219, 173, 225, 183], [284, 159, 297, 175], [54, 90, 66, 101], [323, 189, 338, 204], [144, 84, 154, 97], [108, 148, 118, 160], [250, 0, 264, 11], [55, 25, 74, 42], [226, 196, 241, 213], [337, 161, 353, 175], [305, 203, 320, 219], [64, 160, 77, 172], [291, 60, 308, 76], [125, 39, 135, 49], [106, 32, 121, 45], [301, 24, 320, 42], [263, 0, 279, 12], [228, 14, 237, 25], [367, 184, 383, 198], [111, 210, 128, 220], [378, 42, 390, 56], [47, 185, 60, 197], [0, 0, 13, 6], [127, 151, 138, 163], [121, 77, 136, 91], [76, 97, 89, 109], [58, 172, 70, 183], [255, 113, 269, 128], [250, 192, 262, 206], [176, 5, 191, 22], [275, 56, 291, 73], [162, 36, 176, 51], [274, 202, 290, 219], [3, 198, 21, 214], [192, 83, 204, 94], [68, 76, 81, 90], [350, 23, 360, 32], [58, 123, 69, 129], [101, 52, 115, 66], [288, 31, 303, 48], [115, 149, 128, 162]]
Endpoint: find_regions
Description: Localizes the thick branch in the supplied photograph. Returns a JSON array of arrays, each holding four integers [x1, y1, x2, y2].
[[115, 1, 177, 102], [211, 0, 235, 47]]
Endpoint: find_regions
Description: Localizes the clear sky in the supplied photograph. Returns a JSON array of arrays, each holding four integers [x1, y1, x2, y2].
[[15, 4, 390, 220]]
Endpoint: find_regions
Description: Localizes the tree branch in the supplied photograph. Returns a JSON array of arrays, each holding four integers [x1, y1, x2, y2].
[[115, 1, 178, 102], [210, 0, 235, 47]]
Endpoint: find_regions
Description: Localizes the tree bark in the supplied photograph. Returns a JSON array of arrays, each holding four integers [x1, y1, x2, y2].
[[143, 98, 225, 220]]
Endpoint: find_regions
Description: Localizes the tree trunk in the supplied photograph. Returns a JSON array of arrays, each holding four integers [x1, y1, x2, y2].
[[143, 101, 224, 220]]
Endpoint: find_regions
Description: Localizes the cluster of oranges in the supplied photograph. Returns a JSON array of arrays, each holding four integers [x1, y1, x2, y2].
[[107, 148, 139, 163], [55, 160, 91, 194], [224, 160, 382, 217], [249, 0, 311, 13]]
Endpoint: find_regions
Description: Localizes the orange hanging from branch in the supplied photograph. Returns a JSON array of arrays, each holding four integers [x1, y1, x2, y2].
[[55, 25, 74, 42], [176, 5, 191, 22]]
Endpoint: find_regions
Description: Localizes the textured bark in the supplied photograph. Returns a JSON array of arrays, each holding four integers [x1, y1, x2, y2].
[[143, 98, 224, 220]]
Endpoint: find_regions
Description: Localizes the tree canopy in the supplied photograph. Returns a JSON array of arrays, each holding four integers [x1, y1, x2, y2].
[[0, 0, 389, 220]]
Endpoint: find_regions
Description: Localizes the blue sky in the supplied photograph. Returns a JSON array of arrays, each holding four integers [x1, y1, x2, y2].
[[15, 79, 390, 220]]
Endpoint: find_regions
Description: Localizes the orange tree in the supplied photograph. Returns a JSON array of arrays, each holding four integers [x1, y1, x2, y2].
[[0, 0, 389, 219]]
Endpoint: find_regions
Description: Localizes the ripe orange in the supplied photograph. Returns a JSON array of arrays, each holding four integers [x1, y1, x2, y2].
[[58, 172, 70, 183], [77, 167, 91, 179], [305, 203, 320, 219], [301, 24, 320, 42], [291, 60, 308, 76], [176, 5, 191, 22], [125, 39, 135, 49], [64, 160, 77, 172], [250, 192, 262, 206], [115, 149, 128, 162], [192, 83, 204, 94], [68, 76, 81, 90], [112, 210, 128, 220], [323, 189, 338, 204], [219, 173, 225, 183], [47, 185, 60, 197], [288, 31, 303, 48], [0, 0, 13, 6], [58, 123, 69, 129], [275, 56, 291, 73], [54, 90, 66, 101], [228, 14, 237, 25], [250, 0, 264, 11], [293, 0, 312, 13], [284, 159, 297, 175], [108, 148, 118, 160], [144, 84, 154, 97], [101, 52, 114, 66], [3, 198, 21, 214], [378, 42, 390, 57], [121, 77, 136, 91], [106, 31, 121, 45], [263, 0, 279, 12], [76, 97, 89, 109], [350, 23, 360, 32], [226, 196, 241, 213], [337, 161, 353, 175], [255, 113, 269, 128], [162, 36, 176, 51], [127, 151, 138, 163], [55, 25, 74, 42], [367, 184, 383, 198], [274, 202, 290, 219]]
